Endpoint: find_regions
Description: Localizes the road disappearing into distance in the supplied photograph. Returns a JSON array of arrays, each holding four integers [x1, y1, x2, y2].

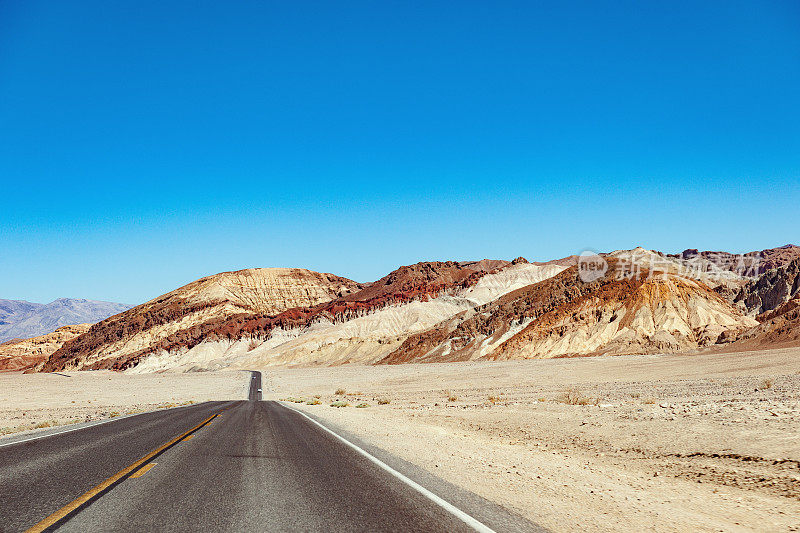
[[0, 372, 539, 532]]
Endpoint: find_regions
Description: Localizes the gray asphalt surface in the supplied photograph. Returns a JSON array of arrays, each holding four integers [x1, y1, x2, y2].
[[0, 371, 542, 532], [248, 370, 262, 401]]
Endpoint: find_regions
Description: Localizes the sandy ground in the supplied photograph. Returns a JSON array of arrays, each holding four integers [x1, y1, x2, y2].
[[0, 370, 249, 436], [264, 348, 800, 532], [1, 349, 798, 531]]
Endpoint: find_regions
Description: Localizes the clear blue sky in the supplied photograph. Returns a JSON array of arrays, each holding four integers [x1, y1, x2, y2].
[[1, 1, 799, 305]]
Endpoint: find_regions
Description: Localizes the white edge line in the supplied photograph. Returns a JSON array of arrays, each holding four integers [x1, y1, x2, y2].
[[3, 370, 252, 448], [0, 414, 135, 448], [0, 402, 207, 449], [280, 401, 496, 533]]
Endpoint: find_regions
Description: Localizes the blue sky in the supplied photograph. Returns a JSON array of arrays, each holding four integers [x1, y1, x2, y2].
[[1, 1, 799, 305]]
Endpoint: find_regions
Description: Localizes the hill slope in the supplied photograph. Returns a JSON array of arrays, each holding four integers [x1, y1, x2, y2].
[[40, 268, 362, 371], [379, 257, 757, 363]]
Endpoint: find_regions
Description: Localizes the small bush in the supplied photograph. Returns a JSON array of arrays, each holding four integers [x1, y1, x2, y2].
[[109, 411, 120, 418], [557, 388, 597, 406], [487, 395, 499, 404], [643, 397, 656, 405], [306, 398, 321, 405], [34, 421, 53, 429], [760, 378, 774, 390], [330, 400, 349, 408], [335, 388, 346, 396], [447, 395, 458, 402], [355, 403, 370, 408], [280, 397, 305, 403], [377, 398, 391, 405]]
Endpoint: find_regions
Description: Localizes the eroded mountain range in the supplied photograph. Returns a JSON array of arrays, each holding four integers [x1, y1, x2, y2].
[[3, 245, 799, 373]]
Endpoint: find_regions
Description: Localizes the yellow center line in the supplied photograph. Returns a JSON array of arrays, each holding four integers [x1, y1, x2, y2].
[[182, 435, 194, 441], [24, 412, 218, 533], [129, 463, 157, 479]]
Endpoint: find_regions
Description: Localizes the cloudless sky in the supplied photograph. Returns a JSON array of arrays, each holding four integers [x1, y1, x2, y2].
[[1, 0, 799, 305]]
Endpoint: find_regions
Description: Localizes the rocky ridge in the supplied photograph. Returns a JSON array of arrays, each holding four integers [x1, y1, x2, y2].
[[0, 324, 91, 372], [32, 245, 800, 373]]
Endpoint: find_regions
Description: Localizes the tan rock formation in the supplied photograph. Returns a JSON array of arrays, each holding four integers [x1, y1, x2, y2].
[[0, 324, 91, 372], [40, 268, 362, 371]]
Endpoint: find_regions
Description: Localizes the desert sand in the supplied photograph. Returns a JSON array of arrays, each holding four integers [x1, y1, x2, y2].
[[2, 349, 798, 531], [0, 370, 248, 436], [265, 348, 800, 532]]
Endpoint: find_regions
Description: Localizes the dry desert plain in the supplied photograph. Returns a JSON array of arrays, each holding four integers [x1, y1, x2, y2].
[[2, 348, 799, 532]]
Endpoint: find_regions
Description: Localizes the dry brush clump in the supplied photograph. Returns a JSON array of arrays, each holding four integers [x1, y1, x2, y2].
[[335, 388, 346, 396], [557, 388, 600, 406], [760, 378, 774, 390]]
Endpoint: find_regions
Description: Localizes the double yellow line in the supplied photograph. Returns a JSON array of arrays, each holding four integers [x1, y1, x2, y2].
[[25, 413, 219, 533]]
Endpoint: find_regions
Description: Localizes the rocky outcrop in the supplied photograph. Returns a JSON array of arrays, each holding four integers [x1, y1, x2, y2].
[[667, 244, 800, 276], [732, 259, 800, 316], [0, 324, 91, 372], [716, 259, 800, 350]]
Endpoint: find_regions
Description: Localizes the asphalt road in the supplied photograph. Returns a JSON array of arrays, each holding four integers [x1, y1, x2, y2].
[[0, 372, 541, 532], [248, 370, 262, 401]]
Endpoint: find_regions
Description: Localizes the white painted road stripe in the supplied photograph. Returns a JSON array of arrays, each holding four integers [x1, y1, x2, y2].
[[281, 402, 497, 533], [0, 415, 137, 448]]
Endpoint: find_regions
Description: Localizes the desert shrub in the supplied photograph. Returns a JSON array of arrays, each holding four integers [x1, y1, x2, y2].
[[643, 397, 656, 405], [557, 388, 597, 406], [330, 400, 349, 408], [377, 398, 391, 405], [306, 398, 321, 405], [335, 388, 346, 396], [760, 378, 774, 390], [355, 403, 369, 408], [447, 395, 458, 402]]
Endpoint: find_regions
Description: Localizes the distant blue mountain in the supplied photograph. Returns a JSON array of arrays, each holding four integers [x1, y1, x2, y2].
[[0, 298, 132, 343]]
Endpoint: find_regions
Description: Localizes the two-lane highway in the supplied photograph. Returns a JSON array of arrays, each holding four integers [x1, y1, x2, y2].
[[0, 372, 540, 532]]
